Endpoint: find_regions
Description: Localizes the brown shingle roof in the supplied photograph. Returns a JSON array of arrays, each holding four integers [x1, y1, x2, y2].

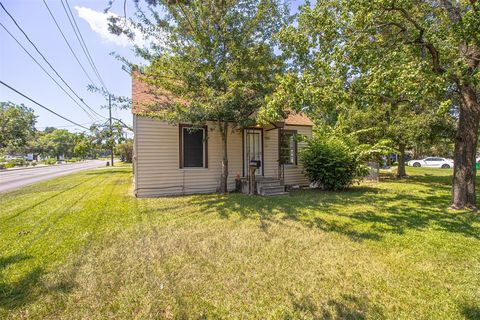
[[131, 72, 184, 115], [284, 112, 314, 126], [132, 75, 314, 126]]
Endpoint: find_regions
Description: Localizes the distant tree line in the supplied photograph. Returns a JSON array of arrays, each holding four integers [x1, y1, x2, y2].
[[0, 101, 133, 163]]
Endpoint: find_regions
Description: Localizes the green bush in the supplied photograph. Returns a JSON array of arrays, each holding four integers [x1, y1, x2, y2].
[[300, 135, 364, 190], [299, 121, 395, 190], [10, 158, 26, 167], [116, 140, 133, 163], [0, 163, 6, 170], [42, 159, 57, 165], [5, 162, 15, 169]]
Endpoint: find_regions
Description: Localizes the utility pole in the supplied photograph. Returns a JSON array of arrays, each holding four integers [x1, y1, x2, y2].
[[109, 94, 114, 167]]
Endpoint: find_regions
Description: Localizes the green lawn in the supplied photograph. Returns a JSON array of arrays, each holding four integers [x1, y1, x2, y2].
[[1, 166, 479, 319]]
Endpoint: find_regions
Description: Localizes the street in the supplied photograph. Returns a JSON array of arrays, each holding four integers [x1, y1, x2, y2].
[[0, 160, 105, 193]]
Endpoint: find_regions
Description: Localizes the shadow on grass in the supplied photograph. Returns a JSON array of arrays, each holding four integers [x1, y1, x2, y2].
[[85, 169, 131, 175], [188, 175, 480, 242], [2, 177, 97, 223], [286, 293, 379, 319], [381, 171, 453, 186], [1, 256, 78, 311], [0, 176, 113, 311], [0, 254, 43, 310], [461, 304, 480, 320]]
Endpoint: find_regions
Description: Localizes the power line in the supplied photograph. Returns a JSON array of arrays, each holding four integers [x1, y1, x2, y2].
[[0, 80, 90, 130], [59, 0, 96, 86], [62, 0, 110, 94], [41, 0, 98, 88], [0, 2, 105, 121], [0, 22, 97, 122], [40, 0, 107, 121], [64, 0, 109, 92]]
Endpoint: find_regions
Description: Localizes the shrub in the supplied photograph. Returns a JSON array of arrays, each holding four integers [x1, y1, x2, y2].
[[300, 135, 364, 190], [0, 163, 5, 170], [116, 140, 133, 163], [299, 124, 393, 190], [42, 159, 57, 165], [10, 158, 26, 167], [5, 162, 15, 169]]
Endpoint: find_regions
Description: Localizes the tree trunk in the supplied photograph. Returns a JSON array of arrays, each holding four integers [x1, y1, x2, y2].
[[451, 84, 480, 210], [219, 122, 229, 193], [396, 143, 407, 178]]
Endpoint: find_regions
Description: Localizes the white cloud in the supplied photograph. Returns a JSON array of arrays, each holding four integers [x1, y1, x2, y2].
[[75, 6, 145, 48]]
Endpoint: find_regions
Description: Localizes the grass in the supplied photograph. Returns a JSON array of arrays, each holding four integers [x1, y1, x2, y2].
[[0, 166, 479, 319]]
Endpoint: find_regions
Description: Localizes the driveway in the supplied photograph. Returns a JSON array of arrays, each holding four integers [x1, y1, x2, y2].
[[0, 160, 106, 193]]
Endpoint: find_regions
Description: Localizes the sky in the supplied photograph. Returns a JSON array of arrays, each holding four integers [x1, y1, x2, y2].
[[0, 0, 306, 134]]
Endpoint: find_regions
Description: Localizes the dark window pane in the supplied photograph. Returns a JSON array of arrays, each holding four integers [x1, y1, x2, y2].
[[280, 132, 296, 165], [183, 128, 204, 167]]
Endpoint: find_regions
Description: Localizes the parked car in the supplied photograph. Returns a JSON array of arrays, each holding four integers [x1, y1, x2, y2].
[[407, 157, 454, 169]]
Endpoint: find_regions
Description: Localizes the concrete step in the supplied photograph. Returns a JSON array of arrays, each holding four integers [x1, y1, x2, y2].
[[260, 185, 286, 195], [257, 181, 283, 188], [257, 181, 282, 188], [263, 191, 289, 197]]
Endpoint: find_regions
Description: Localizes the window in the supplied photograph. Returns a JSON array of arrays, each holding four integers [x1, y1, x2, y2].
[[180, 125, 207, 168], [280, 130, 297, 165]]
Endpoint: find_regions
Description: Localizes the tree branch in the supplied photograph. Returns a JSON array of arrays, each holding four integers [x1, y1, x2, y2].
[[382, 4, 445, 74]]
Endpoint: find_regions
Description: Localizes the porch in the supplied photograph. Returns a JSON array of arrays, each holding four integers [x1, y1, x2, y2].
[[240, 125, 290, 196], [240, 176, 289, 196]]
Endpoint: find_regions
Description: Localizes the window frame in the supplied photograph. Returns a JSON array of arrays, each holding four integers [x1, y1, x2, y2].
[[280, 129, 298, 166], [179, 124, 208, 169]]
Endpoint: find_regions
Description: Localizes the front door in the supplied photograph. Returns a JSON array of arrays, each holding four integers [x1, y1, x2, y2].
[[244, 128, 263, 175]]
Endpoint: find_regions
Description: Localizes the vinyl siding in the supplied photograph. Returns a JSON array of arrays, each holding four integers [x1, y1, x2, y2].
[[283, 125, 312, 186], [263, 128, 279, 178], [134, 116, 243, 197], [134, 116, 313, 197]]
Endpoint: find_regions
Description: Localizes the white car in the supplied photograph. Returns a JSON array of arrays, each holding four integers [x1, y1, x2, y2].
[[408, 157, 454, 169]]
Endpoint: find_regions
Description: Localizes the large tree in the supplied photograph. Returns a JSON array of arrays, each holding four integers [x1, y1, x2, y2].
[[343, 100, 456, 177], [90, 121, 125, 163], [262, 0, 480, 209], [0, 101, 36, 151], [111, 0, 288, 192], [73, 133, 94, 159], [39, 129, 77, 159]]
